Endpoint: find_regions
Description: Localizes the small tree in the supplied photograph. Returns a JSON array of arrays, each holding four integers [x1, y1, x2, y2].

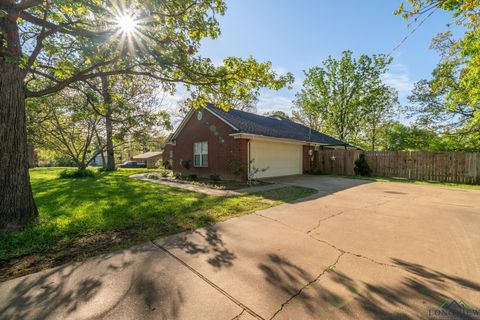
[[82, 75, 170, 170], [248, 159, 269, 183], [354, 154, 372, 177], [362, 86, 399, 151], [28, 90, 106, 170]]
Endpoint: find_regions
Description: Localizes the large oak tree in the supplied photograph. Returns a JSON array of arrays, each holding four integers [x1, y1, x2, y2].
[[0, 0, 292, 229], [293, 51, 398, 148]]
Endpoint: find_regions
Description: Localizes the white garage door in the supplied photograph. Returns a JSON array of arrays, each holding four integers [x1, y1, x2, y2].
[[250, 140, 302, 179]]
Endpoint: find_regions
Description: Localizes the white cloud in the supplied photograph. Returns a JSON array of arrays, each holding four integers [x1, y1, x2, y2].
[[257, 93, 294, 115], [272, 65, 289, 76], [381, 64, 415, 103]]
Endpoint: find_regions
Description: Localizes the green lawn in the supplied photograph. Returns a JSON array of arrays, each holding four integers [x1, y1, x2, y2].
[[0, 168, 316, 280], [339, 175, 480, 190]]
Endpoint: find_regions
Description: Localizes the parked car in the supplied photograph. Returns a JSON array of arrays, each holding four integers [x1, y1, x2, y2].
[[118, 161, 146, 168]]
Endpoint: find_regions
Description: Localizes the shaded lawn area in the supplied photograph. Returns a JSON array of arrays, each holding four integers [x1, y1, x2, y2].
[[337, 175, 480, 190], [0, 168, 316, 281]]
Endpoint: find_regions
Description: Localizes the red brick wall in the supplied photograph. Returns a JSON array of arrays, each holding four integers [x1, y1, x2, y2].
[[163, 109, 249, 180]]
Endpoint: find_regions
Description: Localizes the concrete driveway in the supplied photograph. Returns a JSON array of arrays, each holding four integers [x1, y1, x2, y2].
[[1, 176, 479, 320]]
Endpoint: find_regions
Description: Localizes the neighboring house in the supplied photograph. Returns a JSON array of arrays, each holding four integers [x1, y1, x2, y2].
[[163, 104, 352, 180], [132, 151, 163, 168], [90, 152, 107, 167]]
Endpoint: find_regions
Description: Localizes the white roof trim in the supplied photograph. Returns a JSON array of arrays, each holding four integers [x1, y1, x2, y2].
[[229, 133, 328, 146], [168, 107, 239, 143], [168, 108, 196, 142]]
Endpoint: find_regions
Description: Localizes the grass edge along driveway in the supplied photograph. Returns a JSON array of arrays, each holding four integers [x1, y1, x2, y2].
[[0, 168, 317, 281], [338, 175, 480, 190]]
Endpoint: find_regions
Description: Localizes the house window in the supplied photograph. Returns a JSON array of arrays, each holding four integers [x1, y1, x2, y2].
[[193, 142, 208, 167], [169, 150, 173, 159]]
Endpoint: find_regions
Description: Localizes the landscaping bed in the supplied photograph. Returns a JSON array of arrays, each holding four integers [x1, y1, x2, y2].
[[145, 170, 270, 190]]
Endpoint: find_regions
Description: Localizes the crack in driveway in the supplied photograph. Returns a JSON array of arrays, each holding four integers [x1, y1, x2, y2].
[[231, 309, 246, 320], [306, 199, 396, 235], [307, 236, 403, 271], [254, 212, 299, 231], [306, 209, 347, 234], [255, 203, 404, 272], [269, 252, 346, 320]]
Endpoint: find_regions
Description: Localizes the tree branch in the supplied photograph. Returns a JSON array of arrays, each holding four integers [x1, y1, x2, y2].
[[0, 0, 43, 10], [19, 11, 112, 38]]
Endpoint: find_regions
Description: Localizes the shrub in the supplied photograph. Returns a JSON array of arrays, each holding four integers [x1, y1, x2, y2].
[[173, 172, 182, 179], [39, 155, 76, 167], [146, 174, 160, 180], [228, 157, 247, 177], [161, 159, 172, 170], [180, 159, 190, 169], [209, 173, 221, 181], [160, 169, 170, 178], [188, 174, 198, 181], [354, 154, 372, 176], [97, 167, 116, 172], [59, 168, 95, 179]]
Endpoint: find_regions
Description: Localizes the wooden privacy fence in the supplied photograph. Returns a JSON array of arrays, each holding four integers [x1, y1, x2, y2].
[[315, 150, 480, 184]]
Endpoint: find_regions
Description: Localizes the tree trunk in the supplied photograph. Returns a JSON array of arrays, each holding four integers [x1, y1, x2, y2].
[[105, 110, 115, 170], [101, 76, 115, 171], [371, 125, 376, 152], [0, 61, 38, 229], [100, 152, 106, 168], [94, 129, 106, 168], [0, 7, 38, 229]]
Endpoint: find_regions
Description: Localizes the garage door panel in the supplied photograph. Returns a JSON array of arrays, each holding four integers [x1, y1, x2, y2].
[[250, 140, 302, 178]]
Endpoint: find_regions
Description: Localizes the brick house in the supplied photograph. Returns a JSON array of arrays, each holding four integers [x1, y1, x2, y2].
[[163, 105, 351, 180]]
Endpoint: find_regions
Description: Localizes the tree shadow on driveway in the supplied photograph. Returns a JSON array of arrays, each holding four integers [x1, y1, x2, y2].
[[257, 252, 480, 319], [157, 226, 237, 269], [0, 245, 187, 320]]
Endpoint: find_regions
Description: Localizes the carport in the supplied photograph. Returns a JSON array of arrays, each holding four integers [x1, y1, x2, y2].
[[132, 151, 163, 168]]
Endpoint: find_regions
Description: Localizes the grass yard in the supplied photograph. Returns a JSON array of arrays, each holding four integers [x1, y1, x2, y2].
[[0, 168, 316, 281], [339, 175, 480, 190]]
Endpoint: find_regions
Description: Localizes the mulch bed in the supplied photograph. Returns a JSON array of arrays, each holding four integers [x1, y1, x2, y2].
[[145, 173, 270, 190]]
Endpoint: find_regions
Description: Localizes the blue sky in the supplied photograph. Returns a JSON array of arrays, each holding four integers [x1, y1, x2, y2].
[[172, 1, 459, 118]]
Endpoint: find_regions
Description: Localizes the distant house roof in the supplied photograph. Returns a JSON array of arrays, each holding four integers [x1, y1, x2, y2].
[[132, 151, 163, 160], [205, 104, 350, 146]]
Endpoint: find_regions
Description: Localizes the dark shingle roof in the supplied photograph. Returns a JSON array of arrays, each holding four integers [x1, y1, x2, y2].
[[206, 104, 348, 146]]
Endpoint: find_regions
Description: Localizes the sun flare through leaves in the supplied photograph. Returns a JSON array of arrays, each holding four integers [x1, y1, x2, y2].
[[116, 12, 138, 33]]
